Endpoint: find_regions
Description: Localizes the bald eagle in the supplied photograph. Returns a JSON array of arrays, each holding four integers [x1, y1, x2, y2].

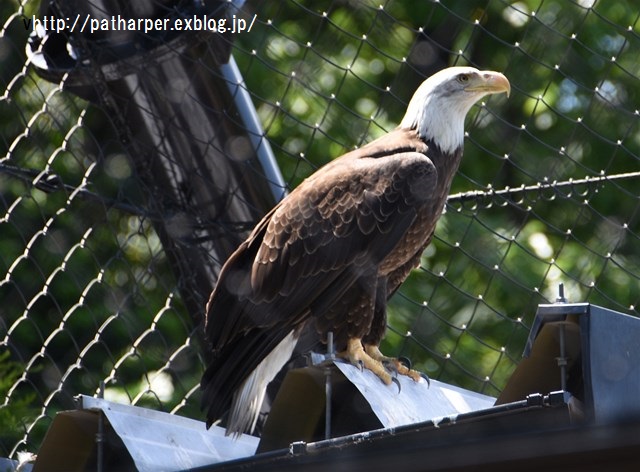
[[201, 67, 510, 435]]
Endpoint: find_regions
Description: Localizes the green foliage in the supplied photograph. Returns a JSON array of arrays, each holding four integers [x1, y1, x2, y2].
[[0, 351, 37, 453], [236, 0, 640, 394], [1, 3, 196, 455], [234, 1, 422, 186]]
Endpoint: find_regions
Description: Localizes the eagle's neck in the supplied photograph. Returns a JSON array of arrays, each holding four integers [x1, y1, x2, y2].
[[399, 86, 477, 156]]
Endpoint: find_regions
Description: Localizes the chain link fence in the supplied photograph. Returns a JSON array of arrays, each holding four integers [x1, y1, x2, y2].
[[2, 0, 639, 460]]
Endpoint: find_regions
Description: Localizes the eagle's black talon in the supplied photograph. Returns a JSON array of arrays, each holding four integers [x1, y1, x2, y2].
[[421, 372, 431, 387], [382, 359, 398, 374], [398, 356, 412, 370], [391, 377, 401, 394]]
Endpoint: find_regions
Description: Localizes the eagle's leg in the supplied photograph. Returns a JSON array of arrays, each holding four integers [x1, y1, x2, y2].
[[364, 344, 427, 384], [338, 338, 393, 385]]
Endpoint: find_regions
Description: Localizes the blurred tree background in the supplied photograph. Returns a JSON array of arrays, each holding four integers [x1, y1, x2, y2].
[[1, 0, 639, 458], [232, 0, 640, 392]]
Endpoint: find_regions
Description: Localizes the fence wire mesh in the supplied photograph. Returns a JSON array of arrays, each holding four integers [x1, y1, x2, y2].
[[2, 0, 640, 459]]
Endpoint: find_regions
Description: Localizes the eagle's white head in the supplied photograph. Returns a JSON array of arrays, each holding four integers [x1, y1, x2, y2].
[[400, 66, 510, 155]]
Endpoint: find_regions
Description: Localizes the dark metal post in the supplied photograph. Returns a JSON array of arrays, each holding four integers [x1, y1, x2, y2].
[[324, 331, 334, 440], [96, 381, 105, 472], [555, 284, 568, 391]]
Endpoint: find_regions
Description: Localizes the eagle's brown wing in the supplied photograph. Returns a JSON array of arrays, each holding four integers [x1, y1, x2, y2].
[[201, 129, 438, 429]]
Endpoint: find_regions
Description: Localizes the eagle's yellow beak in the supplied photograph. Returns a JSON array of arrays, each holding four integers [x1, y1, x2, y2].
[[466, 71, 511, 98]]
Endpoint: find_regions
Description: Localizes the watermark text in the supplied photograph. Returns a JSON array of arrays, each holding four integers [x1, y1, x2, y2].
[[24, 13, 257, 35]]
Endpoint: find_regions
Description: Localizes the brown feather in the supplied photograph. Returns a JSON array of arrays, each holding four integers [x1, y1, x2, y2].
[[201, 66, 510, 435], [200, 128, 461, 429]]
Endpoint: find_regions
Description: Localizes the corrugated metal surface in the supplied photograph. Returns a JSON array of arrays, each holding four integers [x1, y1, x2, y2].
[[332, 361, 495, 428], [33, 396, 258, 471], [80, 396, 258, 471]]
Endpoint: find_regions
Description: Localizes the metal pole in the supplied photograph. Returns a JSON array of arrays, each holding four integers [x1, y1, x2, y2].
[[558, 324, 568, 391], [96, 381, 105, 472], [324, 331, 334, 440], [221, 56, 288, 202], [556, 283, 568, 391]]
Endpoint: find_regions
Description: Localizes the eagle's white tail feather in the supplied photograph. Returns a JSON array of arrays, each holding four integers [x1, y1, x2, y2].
[[226, 330, 298, 436]]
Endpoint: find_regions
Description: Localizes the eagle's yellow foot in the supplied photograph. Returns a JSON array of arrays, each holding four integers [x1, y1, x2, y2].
[[338, 338, 394, 386], [364, 344, 430, 386]]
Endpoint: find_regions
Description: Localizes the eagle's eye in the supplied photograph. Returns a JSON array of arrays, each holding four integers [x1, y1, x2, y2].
[[457, 73, 470, 84]]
